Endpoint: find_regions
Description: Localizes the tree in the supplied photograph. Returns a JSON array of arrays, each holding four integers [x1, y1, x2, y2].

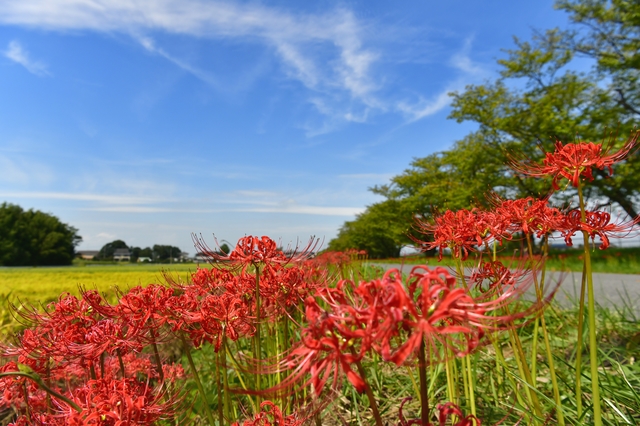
[[449, 0, 640, 218], [219, 243, 230, 255], [152, 245, 182, 263], [97, 240, 129, 261], [329, 0, 640, 254], [327, 201, 405, 259], [0, 202, 82, 266]]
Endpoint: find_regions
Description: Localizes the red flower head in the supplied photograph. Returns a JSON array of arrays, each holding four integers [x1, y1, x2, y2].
[[509, 132, 639, 190], [231, 400, 305, 426], [192, 234, 321, 271], [278, 295, 369, 396], [398, 398, 481, 426], [489, 194, 565, 238], [559, 209, 640, 249], [414, 209, 490, 260], [58, 377, 178, 425]]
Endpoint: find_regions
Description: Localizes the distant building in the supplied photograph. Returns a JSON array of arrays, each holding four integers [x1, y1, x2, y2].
[[113, 248, 131, 261], [77, 250, 99, 260], [137, 257, 152, 263]]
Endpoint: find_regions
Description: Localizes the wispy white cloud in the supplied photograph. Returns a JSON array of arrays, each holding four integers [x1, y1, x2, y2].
[[450, 35, 486, 77], [0, 1, 380, 129], [137, 36, 225, 91], [84, 205, 364, 216], [396, 90, 451, 122], [0, 191, 166, 204], [0, 155, 54, 185], [241, 205, 364, 216], [396, 36, 488, 122], [3, 40, 50, 76], [1, 189, 364, 216]]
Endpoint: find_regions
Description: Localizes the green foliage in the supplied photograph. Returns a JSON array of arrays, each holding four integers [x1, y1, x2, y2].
[[152, 244, 182, 262], [0, 202, 81, 266], [449, 0, 640, 218], [97, 239, 129, 260], [327, 202, 404, 258], [330, 0, 640, 254]]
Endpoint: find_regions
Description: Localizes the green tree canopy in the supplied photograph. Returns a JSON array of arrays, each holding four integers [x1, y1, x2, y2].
[[329, 0, 640, 256], [97, 240, 129, 260], [0, 202, 82, 266], [152, 244, 182, 262], [449, 0, 640, 218]]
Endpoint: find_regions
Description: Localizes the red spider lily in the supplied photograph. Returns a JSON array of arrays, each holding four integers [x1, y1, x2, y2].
[[304, 250, 351, 269], [275, 265, 544, 398], [467, 256, 543, 300], [414, 209, 490, 260], [55, 377, 177, 425], [357, 266, 541, 367], [559, 209, 640, 249], [98, 353, 184, 382], [258, 265, 319, 317], [469, 260, 516, 294], [193, 235, 321, 271], [373, 267, 488, 366], [509, 133, 639, 190], [68, 318, 144, 361], [114, 284, 176, 332], [231, 400, 305, 426], [398, 398, 481, 425], [165, 286, 254, 349], [5, 294, 102, 373], [490, 195, 565, 238], [272, 295, 369, 397]]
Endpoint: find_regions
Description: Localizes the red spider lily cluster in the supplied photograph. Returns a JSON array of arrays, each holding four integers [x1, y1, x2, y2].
[[0, 289, 185, 425], [0, 236, 329, 425], [273, 265, 541, 400], [415, 193, 638, 259]]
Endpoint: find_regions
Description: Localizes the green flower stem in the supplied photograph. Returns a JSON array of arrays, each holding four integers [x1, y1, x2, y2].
[[489, 335, 526, 408], [181, 336, 216, 426], [525, 234, 542, 382], [417, 338, 430, 425], [0, 371, 82, 414], [253, 265, 262, 407], [216, 346, 224, 426], [460, 355, 470, 411], [577, 180, 602, 426], [222, 339, 231, 423], [539, 237, 565, 426], [465, 354, 477, 419], [575, 262, 587, 418], [150, 327, 165, 384], [444, 354, 458, 406], [351, 353, 383, 426], [507, 326, 543, 422]]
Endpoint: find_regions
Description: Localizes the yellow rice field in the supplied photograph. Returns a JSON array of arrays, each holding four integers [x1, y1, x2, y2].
[[0, 263, 199, 306]]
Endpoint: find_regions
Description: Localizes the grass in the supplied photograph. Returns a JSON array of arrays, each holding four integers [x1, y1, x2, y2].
[[379, 246, 640, 274]]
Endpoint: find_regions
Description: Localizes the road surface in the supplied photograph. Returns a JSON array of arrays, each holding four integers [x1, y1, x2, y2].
[[372, 263, 640, 314]]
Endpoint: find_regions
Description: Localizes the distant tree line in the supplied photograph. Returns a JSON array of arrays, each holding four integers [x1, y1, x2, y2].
[[96, 240, 184, 263], [0, 202, 82, 266]]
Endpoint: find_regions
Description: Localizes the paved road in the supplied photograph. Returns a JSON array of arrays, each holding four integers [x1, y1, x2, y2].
[[372, 263, 640, 314]]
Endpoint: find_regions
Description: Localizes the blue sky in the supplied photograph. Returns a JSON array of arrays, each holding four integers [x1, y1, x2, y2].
[[0, 0, 572, 254]]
